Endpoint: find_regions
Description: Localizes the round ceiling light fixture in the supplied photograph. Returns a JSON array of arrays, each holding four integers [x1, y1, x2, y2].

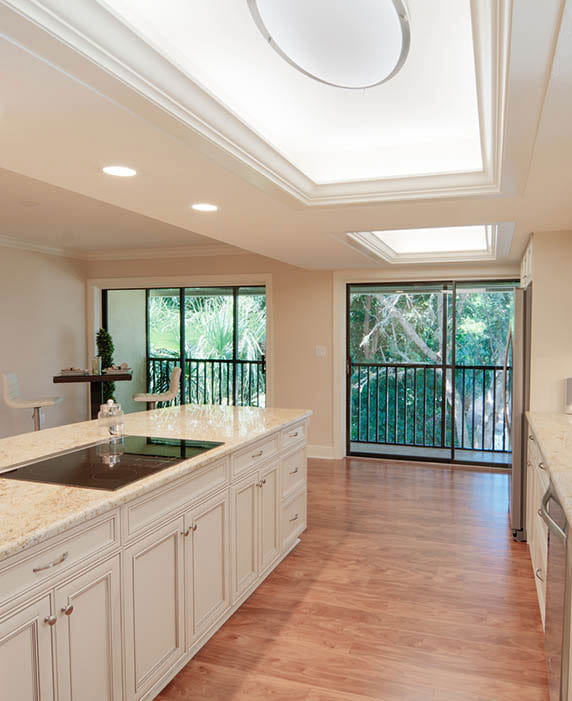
[[102, 165, 137, 177], [247, 0, 410, 90], [191, 202, 219, 212]]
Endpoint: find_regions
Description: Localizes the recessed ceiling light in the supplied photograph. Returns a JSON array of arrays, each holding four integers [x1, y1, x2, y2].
[[248, 0, 410, 89], [102, 165, 137, 177], [191, 203, 219, 212]]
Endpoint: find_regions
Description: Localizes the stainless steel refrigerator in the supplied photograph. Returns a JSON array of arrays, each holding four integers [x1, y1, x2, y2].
[[510, 284, 532, 541]]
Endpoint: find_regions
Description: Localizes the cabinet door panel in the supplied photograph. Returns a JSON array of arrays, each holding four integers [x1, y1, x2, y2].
[[124, 516, 185, 699], [55, 555, 121, 701], [260, 463, 281, 572], [231, 474, 258, 600], [0, 594, 54, 701], [188, 492, 230, 643]]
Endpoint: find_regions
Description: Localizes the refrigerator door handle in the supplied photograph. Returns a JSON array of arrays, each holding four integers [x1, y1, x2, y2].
[[540, 484, 567, 541], [503, 328, 513, 434]]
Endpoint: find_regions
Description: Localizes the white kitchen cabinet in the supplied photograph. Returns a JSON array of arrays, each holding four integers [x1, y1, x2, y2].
[[55, 555, 122, 701], [0, 417, 309, 701], [259, 462, 281, 572], [123, 516, 186, 700], [231, 461, 281, 601], [231, 472, 259, 600], [0, 593, 54, 701], [184, 491, 230, 645], [527, 429, 549, 628]]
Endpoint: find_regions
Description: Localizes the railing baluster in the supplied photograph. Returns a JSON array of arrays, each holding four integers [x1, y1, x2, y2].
[[394, 367, 398, 444], [461, 367, 466, 449], [385, 366, 389, 444], [366, 366, 371, 442], [375, 366, 379, 443], [471, 369, 476, 449], [433, 368, 437, 447], [413, 368, 417, 445], [482, 368, 486, 452], [357, 366, 362, 442], [421, 369, 425, 445], [404, 367, 408, 445]]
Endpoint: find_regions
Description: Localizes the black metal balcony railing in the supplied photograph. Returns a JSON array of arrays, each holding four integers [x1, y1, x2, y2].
[[349, 361, 512, 454], [147, 357, 266, 407]]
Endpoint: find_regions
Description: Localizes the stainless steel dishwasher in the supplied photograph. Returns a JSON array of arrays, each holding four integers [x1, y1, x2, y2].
[[540, 483, 571, 700]]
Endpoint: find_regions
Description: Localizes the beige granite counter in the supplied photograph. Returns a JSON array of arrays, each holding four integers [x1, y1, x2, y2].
[[527, 412, 572, 522], [0, 405, 311, 563]]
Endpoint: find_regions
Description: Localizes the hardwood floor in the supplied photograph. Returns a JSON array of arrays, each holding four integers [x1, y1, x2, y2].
[[156, 458, 549, 701]]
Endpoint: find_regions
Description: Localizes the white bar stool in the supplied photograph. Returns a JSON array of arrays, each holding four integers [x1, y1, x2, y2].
[[1, 371, 62, 431], [133, 366, 182, 411]]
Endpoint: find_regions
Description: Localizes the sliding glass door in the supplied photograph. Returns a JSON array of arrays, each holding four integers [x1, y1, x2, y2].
[[346, 281, 516, 465], [105, 285, 266, 410]]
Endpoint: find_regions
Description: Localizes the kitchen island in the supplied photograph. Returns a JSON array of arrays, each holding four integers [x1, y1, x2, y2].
[[526, 412, 572, 698], [0, 404, 310, 700]]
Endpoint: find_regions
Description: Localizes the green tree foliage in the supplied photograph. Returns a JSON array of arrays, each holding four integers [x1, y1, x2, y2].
[[348, 286, 515, 452], [146, 289, 267, 406]]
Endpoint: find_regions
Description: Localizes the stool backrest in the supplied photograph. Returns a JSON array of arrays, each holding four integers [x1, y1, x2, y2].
[[169, 367, 182, 395], [1, 372, 20, 407]]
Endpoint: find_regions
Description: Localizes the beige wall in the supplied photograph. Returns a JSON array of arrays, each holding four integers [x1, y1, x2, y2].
[[0, 247, 87, 437], [86, 254, 334, 453], [529, 230, 572, 412]]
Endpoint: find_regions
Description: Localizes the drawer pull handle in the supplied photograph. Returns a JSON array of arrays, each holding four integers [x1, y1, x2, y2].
[[181, 524, 197, 536], [538, 508, 543, 517], [538, 462, 546, 471], [289, 467, 299, 475], [61, 603, 74, 616], [289, 513, 299, 522], [44, 615, 57, 626], [529, 434, 535, 441], [288, 431, 299, 438], [256, 479, 267, 488], [33, 551, 69, 573], [252, 450, 264, 458], [535, 568, 544, 582]]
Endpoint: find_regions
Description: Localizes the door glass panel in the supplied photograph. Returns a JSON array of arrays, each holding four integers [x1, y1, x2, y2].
[[105, 285, 266, 409], [106, 289, 147, 413], [147, 289, 181, 403], [347, 281, 516, 466]]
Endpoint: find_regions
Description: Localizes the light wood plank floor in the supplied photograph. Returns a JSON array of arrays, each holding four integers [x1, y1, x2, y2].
[[156, 458, 549, 700]]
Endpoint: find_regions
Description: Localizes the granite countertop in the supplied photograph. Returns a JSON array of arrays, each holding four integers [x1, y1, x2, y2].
[[0, 405, 311, 563], [527, 412, 572, 522]]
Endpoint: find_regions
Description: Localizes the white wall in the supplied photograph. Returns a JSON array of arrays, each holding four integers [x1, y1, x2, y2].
[[529, 230, 572, 412], [0, 247, 87, 437]]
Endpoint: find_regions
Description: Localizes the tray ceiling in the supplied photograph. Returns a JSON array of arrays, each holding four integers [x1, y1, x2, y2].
[[100, 0, 483, 185]]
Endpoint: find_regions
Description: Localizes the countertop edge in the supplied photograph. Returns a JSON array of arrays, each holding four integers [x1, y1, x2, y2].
[[0, 408, 312, 563]]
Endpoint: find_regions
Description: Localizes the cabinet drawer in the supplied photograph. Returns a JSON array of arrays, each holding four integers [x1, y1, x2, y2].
[[231, 435, 278, 478], [281, 490, 306, 550], [281, 448, 306, 499], [0, 511, 119, 607], [125, 458, 229, 540], [281, 421, 306, 452]]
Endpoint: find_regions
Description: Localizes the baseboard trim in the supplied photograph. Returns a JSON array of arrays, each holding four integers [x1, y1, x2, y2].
[[307, 444, 337, 459]]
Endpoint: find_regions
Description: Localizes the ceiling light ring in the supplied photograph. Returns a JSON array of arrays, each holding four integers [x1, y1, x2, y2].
[[247, 0, 410, 90]]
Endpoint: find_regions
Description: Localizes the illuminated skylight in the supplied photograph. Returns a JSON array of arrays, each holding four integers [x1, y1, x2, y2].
[[347, 225, 497, 264]]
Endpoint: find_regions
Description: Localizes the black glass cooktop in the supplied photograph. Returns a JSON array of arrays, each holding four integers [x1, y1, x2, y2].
[[0, 436, 224, 491]]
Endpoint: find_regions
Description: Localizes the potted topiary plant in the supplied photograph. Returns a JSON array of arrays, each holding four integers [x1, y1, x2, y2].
[[96, 328, 115, 402]]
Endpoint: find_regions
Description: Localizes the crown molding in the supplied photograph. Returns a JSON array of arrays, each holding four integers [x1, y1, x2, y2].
[[80, 244, 247, 260], [0, 234, 247, 261], [0, 0, 515, 206], [339, 221, 515, 266], [0, 233, 74, 258]]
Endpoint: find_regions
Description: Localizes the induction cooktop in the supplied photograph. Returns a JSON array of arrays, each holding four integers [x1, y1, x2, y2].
[[0, 436, 224, 491]]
